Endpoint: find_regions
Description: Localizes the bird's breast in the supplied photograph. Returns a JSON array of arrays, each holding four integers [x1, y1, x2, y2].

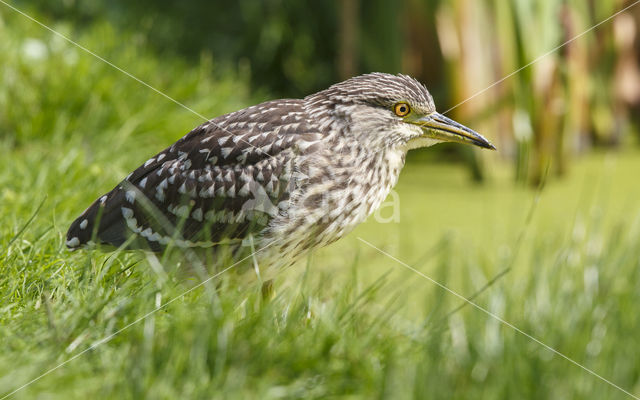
[[261, 146, 406, 262]]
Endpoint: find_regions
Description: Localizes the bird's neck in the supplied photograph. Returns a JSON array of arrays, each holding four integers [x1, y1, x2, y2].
[[361, 145, 406, 200], [337, 141, 406, 225]]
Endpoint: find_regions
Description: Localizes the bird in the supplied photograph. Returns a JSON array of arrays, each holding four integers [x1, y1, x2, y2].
[[66, 73, 494, 274]]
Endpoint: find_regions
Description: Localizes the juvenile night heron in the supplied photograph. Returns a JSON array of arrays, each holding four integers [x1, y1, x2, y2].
[[67, 73, 494, 271]]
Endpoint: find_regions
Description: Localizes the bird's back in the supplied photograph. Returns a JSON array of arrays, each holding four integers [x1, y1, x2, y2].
[[66, 99, 324, 252]]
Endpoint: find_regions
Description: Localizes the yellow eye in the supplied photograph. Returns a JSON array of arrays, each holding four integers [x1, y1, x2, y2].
[[394, 102, 411, 117]]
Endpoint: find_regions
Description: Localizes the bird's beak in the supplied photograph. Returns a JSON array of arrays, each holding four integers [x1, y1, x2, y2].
[[413, 112, 496, 150]]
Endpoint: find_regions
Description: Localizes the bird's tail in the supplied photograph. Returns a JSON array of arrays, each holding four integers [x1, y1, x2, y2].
[[66, 187, 129, 250]]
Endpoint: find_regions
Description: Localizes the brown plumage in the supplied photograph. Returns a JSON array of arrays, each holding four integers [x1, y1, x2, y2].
[[67, 73, 494, 268]]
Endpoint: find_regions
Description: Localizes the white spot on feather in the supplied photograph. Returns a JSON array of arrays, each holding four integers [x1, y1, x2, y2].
[[121, 207, 134, 219], [200, 184, 215, 198], [221, 147, 233, 158], [175, 205, 189, 218], [79, 219, 88, 229], [192, 208, 203, 221], [125, 190, 136, 204], [297, 140, 315, 151], [238, 183, 250, 197], [66, 237, 80, 247], [205, 210, 216, 221]]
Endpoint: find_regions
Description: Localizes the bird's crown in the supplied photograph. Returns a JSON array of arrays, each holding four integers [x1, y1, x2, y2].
[[322, 72, 436, 114]]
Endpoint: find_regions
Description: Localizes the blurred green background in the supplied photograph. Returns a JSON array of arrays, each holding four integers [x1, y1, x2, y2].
[[2, 1, 640, 399], [4, 0, 640, 183]]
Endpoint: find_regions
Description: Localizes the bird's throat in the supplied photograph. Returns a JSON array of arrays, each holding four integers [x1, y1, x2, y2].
[[404, 136, 440, 151]]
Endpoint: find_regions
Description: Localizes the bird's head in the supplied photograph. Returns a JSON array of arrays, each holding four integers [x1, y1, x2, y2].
[[316, 73, 495, 152]]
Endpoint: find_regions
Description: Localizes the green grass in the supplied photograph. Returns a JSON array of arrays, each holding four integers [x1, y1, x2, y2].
[[2, 8, 640, 400]]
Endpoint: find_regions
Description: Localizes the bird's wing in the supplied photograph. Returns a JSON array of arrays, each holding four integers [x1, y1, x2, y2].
[[66, 99, 321, 251]]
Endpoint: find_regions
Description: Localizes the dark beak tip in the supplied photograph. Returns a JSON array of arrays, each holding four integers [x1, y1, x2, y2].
[[483, 142, 497, 151], [471, 133, 496, 150], [469, 136, 496, 150], [469, 130, 496, 150]]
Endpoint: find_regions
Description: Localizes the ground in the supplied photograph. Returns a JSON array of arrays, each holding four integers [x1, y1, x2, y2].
[[1, 138, 639, 399]]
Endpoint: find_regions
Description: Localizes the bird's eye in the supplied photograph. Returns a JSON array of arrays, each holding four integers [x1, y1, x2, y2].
[[394, 102, 411, 117]]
